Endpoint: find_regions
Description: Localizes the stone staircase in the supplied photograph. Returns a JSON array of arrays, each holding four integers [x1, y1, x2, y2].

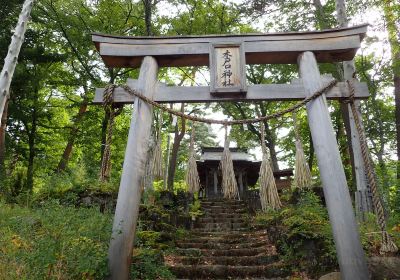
[[165, 199, 289, 279]]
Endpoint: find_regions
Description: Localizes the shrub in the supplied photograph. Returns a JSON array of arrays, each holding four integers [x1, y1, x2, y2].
[[253, 190, 337, 276], [0, 200, 112, 279], [131, 249, 175, 280]]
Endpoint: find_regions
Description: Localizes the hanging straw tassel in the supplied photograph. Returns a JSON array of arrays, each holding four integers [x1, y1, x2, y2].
[[259, 122, 282, 211], [152, 112, 164, 180], [220, 125, 239, 200], [185, 124, 200, 193], [292, 112, 312, 189]]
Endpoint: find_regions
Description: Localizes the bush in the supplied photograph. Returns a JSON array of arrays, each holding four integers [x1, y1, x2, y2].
[[253, 190, 337, 276], [0, 200, 112, 279], [131, 249, 174, 280]]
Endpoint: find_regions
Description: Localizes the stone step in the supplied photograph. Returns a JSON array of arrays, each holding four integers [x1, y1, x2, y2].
[[194, 222, 248, 231], [198, 217, 246, 224], [192, 227, 249, 233], [181, 234, 270, 245], [200, 199, 245, 205], [202, 208, 247, 214], [201, 204, 247, 210], [166, 254, 279, 266], [175, 246, 271, 257], [200, 212, 244, 219], [168, 263, 289, 279], [176, 239, 269, 250], [190, 230, 268, 238]]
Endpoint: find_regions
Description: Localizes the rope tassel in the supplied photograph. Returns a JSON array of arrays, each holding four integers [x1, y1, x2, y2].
[[185, 124, 200, 193], [100, 85, 123, 182], [293, 113, 312, 189], [259, 123, 282, 211], [220, 126, 239, 200], [152, 112, 164, 180]]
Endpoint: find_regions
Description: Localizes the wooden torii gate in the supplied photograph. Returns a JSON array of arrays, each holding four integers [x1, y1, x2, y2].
[[93, 25, 370, 280]]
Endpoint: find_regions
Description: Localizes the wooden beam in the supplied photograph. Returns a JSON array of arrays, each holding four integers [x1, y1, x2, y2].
[[92, 25, 368, 67], [108, 56, 158, 280], [93, 79, 369, 104], [298, 51, 369, 280]]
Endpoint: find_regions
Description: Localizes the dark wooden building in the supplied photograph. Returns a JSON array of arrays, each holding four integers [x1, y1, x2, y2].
[[196, 147, 293, 199]]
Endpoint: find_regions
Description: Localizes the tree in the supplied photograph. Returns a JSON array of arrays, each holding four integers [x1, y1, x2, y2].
[[0, 0, 35, 125], [382, 0, 400, 180]]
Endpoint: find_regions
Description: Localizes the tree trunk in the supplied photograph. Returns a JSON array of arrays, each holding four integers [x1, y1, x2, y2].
[[57, 99, 88, 172], [167, 104, 186, 191], [26, 90, 38, 191], [263, 121, 279, 171], [142, 0, 153, 36], [382, 0, 400, 179], [0, 99, 8, 170], [313, 0, 329, 29], [0, 0, 34, 124]]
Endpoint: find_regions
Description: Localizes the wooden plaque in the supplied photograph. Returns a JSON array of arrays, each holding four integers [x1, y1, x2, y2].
[[209, 43, 247, 95]]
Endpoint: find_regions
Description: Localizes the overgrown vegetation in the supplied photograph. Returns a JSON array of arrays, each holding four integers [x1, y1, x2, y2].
[[253, 189, 400, 277], [253, 190, 336, 276], [0, 200, 111, 279]]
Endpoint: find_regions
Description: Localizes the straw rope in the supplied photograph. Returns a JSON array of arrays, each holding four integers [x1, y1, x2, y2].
[[108, 80, 338, 126], [259, 123, 282, 210], [220, 126, 239, 200], [347, 80, 398, 254], [100, 84, 123, 181], [292, 112, 312, 189]]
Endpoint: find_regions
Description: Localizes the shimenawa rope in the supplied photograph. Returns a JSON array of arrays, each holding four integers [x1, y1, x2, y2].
[[105, 80, 338, 126], [347, 80, 398, 254]]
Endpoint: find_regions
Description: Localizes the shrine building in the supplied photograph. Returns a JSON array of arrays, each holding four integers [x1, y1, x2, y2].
[[196, 147, 293, 199]]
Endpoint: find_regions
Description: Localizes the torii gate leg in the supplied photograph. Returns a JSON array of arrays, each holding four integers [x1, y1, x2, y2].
[[108, 56, 158, 280], [298, 52, 369, 280]]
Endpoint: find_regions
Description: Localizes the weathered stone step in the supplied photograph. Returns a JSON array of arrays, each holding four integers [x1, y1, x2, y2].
[[202, 208, 247, 214], [166, 254, 278, 266], [176, 239, 269, 250], [194, 222, 248, 231], [181, 234, 270, 245], [201, 212, 244, 219], [191, 230, 268, 238], [177, 278, 286, 280], [175, 246, 271, 257], [198, 217, 246, 224], [193, 227, 249, 233], [200, 199, 245, 205], [169, 263, 289, 278], [201, 204, 247, 210]]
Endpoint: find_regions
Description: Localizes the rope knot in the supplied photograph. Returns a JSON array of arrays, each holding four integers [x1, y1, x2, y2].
[[344, 80, 356, 104]]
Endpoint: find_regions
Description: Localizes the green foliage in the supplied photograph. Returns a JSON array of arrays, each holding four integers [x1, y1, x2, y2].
[[254, 190, 337, 275], [0, 200, 112, 279], [188, 194, 203, 219], [131, 249, 175, 280]]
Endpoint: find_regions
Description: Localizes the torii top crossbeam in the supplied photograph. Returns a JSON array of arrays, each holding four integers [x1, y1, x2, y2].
[[92, 24, 367, 68], [92, 25, 369, 104]]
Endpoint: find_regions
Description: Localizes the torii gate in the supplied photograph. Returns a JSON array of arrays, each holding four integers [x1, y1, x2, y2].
[[92, 25, 370, 280]]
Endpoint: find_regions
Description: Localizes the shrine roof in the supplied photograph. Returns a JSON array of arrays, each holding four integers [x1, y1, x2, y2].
[[199, 147, 256, 162], [92, 24, 368, 67]]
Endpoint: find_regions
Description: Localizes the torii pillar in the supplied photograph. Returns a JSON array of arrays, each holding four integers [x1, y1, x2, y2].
[[298, 51, 369, 280]]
